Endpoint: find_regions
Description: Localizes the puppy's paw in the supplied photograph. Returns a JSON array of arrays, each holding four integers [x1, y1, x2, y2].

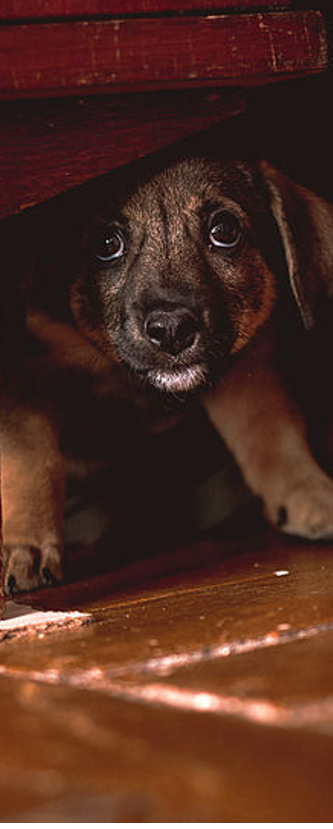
[[3, 544, 63, 595], [267, 477, 333, 540]]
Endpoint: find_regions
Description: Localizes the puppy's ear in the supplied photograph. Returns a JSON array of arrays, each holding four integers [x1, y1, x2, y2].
[[259, 160, 333, 328]]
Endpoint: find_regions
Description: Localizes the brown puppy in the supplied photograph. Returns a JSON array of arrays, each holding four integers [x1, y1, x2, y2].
[[2, 156, 333, 593]]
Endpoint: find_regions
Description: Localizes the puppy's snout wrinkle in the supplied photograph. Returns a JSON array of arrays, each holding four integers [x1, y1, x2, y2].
[[144, 306, 200, 356]]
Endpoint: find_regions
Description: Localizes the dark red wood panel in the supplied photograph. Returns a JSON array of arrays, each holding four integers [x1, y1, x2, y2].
[[0, 89, 243, 220], [0, 1, 293, 22], [0, 11, 327, 100]]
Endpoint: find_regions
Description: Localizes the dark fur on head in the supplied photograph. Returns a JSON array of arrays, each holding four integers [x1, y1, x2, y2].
[[44, 157, 287, 396]]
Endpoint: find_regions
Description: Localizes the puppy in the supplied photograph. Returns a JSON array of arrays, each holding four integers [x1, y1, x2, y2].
[[2, 156, 333, 594]]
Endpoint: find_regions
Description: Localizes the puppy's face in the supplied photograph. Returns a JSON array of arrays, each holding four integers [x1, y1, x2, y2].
[[70, 158, 280, 393]]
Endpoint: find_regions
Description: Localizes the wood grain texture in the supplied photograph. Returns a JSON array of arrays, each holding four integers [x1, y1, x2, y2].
[[0, 11, 327, 100], [2, 530, 333, 820], [0, 674, 333, 822], [0, 89, 244, 219], [0, 1, 294, 22], [5, 531, 333, 675]]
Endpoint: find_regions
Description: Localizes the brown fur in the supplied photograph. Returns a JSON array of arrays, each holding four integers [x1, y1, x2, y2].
[[2, 156, 333, 593]]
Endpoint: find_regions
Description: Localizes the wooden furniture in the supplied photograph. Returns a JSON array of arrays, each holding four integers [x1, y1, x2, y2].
[[0, 1, 328, 220]]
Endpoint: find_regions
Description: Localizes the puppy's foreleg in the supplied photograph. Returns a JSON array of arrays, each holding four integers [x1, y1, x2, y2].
[[1, 408, 65, 593], [203, 334, 333, 539]]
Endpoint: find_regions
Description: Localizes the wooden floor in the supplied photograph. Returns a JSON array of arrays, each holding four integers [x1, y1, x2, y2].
[[1, 521, 333, 821]]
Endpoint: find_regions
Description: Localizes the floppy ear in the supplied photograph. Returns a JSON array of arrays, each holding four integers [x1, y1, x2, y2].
[[259, 160, 333, 329]]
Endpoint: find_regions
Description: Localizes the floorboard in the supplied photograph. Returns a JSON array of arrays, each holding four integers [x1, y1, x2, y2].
[[1, 526, 333, 820]]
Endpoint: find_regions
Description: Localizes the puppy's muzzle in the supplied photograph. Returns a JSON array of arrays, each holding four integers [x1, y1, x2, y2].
[[143, 306, 200, 356]]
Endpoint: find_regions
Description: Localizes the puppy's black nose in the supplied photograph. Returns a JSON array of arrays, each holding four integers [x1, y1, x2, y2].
[[144, 307, 199, 355]]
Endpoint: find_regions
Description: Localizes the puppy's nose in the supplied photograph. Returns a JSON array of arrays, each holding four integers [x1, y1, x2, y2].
[[144, 307, 199, 355]]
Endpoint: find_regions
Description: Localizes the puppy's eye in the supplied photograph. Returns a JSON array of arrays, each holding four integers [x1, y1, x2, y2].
[[208, 211, 242, 249], [92, 227, 125, 262]]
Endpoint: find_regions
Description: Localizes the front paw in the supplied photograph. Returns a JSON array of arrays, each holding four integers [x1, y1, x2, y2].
[[2, 543, 63, 595], [266, 476, 333, 540]]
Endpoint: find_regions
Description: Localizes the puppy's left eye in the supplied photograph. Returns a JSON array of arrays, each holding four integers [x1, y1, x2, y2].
[[90, 226, 126, 262], [208, 211, 242, 249]]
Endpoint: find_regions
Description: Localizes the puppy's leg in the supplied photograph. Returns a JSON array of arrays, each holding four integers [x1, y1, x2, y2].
[[203, 334, 333, 540], [1, 408, 65, 593]]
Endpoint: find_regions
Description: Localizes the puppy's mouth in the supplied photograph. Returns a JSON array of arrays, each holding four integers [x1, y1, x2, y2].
[[147, 363, 207, 393], [116, 305, 232, 394]]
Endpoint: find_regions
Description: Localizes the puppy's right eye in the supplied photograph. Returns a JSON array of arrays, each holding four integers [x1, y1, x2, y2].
[[208, 211, 242, 249], [89, 226, 126, 262]]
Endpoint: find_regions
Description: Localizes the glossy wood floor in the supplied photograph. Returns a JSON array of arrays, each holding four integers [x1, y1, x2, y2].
[[1, 517, 333, 821]]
